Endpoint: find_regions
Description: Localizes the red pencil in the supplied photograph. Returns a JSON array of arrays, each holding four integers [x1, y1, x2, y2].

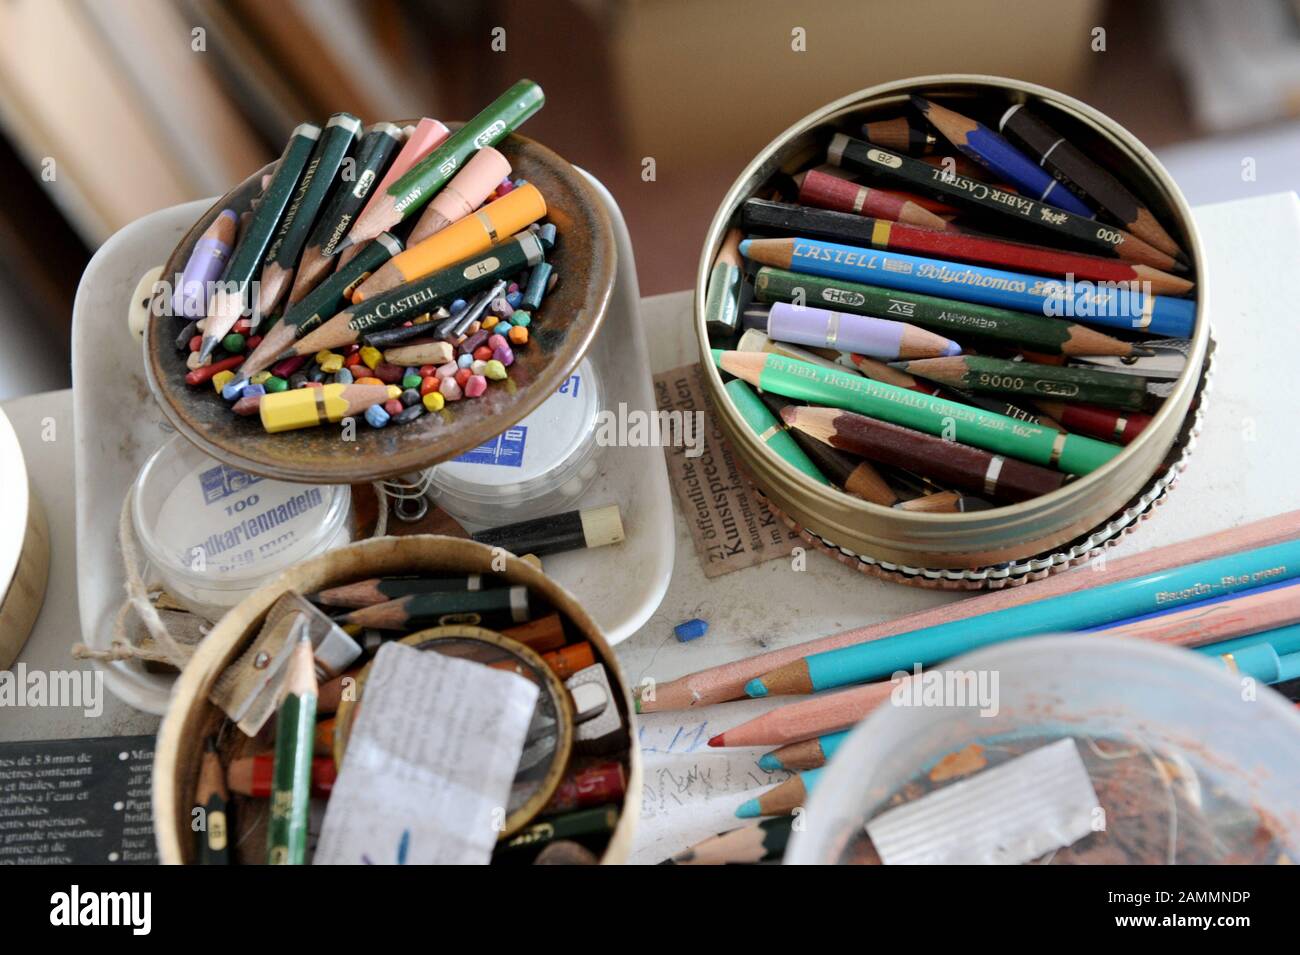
[[795, 168, 952, 232], [1036, 401, 1153, 446]]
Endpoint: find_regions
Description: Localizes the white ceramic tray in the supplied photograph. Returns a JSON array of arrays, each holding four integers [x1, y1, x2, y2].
[[72, 173, 674, 715]]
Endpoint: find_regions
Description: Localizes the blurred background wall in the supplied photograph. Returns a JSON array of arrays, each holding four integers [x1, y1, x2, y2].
[[1, 0, 1298, 399]]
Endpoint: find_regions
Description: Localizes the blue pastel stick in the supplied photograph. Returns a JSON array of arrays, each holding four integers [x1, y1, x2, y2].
[[745, 537, 1300, 696], [912, 95, 1094, 217], [742, 236, 1195, 338]]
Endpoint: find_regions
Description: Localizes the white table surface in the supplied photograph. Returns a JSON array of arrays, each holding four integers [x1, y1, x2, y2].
[[4, 192, 1299, 859]]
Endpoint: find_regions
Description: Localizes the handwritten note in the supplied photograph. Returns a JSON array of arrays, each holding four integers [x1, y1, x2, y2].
[[313, 643, 538, 865], [630, 700, 794, 864]]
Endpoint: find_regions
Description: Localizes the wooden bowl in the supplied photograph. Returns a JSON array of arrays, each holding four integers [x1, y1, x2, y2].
[[152, 535, 641, 864], [145, 127, 616, 483]]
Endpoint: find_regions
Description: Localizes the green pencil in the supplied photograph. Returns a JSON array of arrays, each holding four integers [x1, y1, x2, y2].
[[752, 267, 1145, 358], [266, 633, 318, 865], [199, 122, 320, 361], [667, 816, 794, 864], [713, 350, 1120, 475], [725, 378, 830, 485], [339, 79, 545, 249], [896, 355, 1151, 412]]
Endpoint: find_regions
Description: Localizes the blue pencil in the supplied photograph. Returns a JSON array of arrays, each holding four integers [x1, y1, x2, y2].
[[745, 537, 1300, 697], [736, 768, 823, 818], [911, 96, 1094, 217], [1085, 577, 1300, 634], [741, 236, 1195, 338], [759, 731, 849, 772]]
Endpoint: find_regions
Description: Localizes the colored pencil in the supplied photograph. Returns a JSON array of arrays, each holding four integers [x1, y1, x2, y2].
[[745, 301, 961, 360], [336, 118, 449, 268], [754, 266, 1147, 358], [713, 350, 1121, 475], [172, 208, 237, 319], [288, 122, 403, 304], [708, 682, 896, 747], [232, 233, 402, 385], [284, 232, 545, 357], [725, 379, 830, 486], [310, 574, 504, 609], [736, 769, 822, 818], [910, 96, 1093, 216], [1035, 400, 1152, 445], [740, 198, 1192, 295], [196, 737, 230, 865], [1094, 578, 1300, 647], [668, 817, 795, 865], [639, 511, 1300, 714], [1213, 644, 1300, 685], [759, 730, 850, 772], [896, 355, 1151, 411], [266, 636, 317, 865], [471, 504, 624, 557], [703, 227, 745, 334], [737, 327, 859, 376], [259, 383, 399, 433], [256, 113, 362, 319], [781, 405, 1065, 504], [794, 168, 950, 231], [894, 490, 994, 513], [227, 754, 337, 798], [407, 146, 513, 245], [354, 183, 546, 300], [714, 620, 1300, 750], [338, 79, 544, 250], [826, 133, 1180, 271], [862, 115, 937, 154], [755, 391, 898, 506], [339, 586, 533, 630], [745, 538, 1300, 697], [742, 236, 1195, 338], [198, 123, 320, 361], [998, 104, 1183, 259]]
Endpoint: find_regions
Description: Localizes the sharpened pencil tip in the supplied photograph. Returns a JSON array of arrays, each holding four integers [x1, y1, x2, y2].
[[333, 236, 354, 253], [745, 678, 768, 698], [758, 753, 783, 772], [944, 341, 962, 357], [735, 798, 761, 819], [707, 733, 726, 747], [738, 238, 752, 257]]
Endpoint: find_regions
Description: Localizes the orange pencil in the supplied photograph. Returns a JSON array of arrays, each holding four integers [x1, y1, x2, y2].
[[352, 183, 546, 301]]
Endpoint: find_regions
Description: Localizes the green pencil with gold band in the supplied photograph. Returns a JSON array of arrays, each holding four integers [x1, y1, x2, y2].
[[713, 350, 1120, 476], [896, 355, 1152, 412], [338, 78, 545, 250], [266, 633, 318, 865], [724, 379, 830, 486]]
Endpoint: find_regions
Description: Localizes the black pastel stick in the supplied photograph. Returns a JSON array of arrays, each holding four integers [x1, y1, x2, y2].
[[472, 505, 625, 557]]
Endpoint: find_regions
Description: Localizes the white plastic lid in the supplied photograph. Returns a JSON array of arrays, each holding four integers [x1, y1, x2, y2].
[[431, 358, 602, 515], [132, 434, 350, 612]]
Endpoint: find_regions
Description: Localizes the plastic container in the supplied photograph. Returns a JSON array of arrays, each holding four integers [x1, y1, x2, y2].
[[428, 358, 604, 529], [786, 635, 1300, 864], [696, 75, 1210, 580], [131, 434, 351, 618]]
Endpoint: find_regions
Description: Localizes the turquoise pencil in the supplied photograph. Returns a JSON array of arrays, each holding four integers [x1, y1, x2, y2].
[[746, 537, 1300, 696], [759, 731, 850, 772], [737, 768, 823, 818], [1197, 621, 1300, 659], [742, 236, 1195, 338]]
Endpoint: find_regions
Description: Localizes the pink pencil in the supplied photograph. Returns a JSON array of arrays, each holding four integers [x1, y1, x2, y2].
[[639, 510, 1300, 713], [336, 117, 449, 268]]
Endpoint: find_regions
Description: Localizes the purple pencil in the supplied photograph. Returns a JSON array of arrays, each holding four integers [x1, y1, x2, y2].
[[172, 208, 238, 319], [743, 301, 960, 361]]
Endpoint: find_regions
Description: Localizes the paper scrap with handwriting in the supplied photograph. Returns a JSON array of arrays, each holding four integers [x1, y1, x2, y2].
[[653, 363, 801, 577], [630, 699, 794, 864], [314, 643, 538, 865]]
